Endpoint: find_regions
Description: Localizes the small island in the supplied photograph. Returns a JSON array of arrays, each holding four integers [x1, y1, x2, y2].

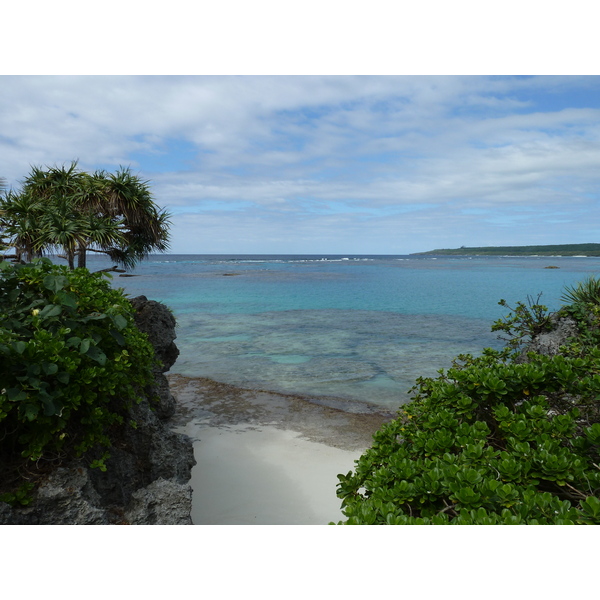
[[412, 243, 600, 257]]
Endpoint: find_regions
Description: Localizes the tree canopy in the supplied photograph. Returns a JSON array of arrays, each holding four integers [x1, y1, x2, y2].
[[0, 162, 171, 269]]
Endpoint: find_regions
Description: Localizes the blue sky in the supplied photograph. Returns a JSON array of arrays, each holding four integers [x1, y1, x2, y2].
[[2, 75, 600, 255]]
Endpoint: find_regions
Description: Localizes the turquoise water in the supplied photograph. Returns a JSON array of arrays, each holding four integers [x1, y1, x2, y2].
[[87, 253, 600, 411]]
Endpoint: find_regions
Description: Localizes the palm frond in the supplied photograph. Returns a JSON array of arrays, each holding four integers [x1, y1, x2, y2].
[[3, 162, 170, 269], [561, 276, 600, 305], [84, 214, 127, 249]]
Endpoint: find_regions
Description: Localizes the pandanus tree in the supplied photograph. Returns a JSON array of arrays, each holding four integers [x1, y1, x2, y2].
[[0, 162, 171, 269], [77, 166, 171, 269], [0, 190, 46, 263], [0, 177, 8, 254]]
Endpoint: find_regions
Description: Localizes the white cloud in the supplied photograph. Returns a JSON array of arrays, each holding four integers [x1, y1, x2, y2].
[[2, 75, 600, 253]]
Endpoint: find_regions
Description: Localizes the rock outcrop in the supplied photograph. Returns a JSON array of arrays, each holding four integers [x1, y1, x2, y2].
[[518, 312, 580, 360], [0, 296, 195, 525]]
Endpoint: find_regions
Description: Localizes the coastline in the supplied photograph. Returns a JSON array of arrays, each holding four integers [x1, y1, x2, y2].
[[411, 243, 600, 257], [167, 374, 394, 524]]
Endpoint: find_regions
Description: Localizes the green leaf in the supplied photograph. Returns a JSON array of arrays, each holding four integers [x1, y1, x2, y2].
[[56, 290, 79, 310], [43, 274, 68, 293], [56, 371, 70, 384], [39, 304, 62, 318], [111, 314, 128, 331], [42, 362, 59, 375], [79, 338, 91, 354], [66, 336, 82, 348], [581, 496, 600, 519], [13, 341, 27, 354], [109, 328, 126, 346], [6, 388, 27, 401], [27, 364, 41, 377], [84, 312, 106, 321], [85, 345, 107, 366], [41, 395, 58, 417], [23, 404, 39, 421], [585, 424, 600, 445]]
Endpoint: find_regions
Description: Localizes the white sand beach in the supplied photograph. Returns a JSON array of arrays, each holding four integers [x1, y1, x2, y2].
[[190, 425, 362, 524], [168, 374, 393, 525]]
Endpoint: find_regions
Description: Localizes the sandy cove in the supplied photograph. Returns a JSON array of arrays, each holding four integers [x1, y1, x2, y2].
[[167, 374, 395, 525]]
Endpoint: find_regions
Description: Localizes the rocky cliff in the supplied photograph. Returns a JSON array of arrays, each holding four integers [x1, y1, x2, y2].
[[0, 296, 195, 525]]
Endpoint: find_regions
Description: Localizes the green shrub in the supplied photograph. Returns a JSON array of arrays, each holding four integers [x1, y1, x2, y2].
[[561, 276, 600, 306], [0, 259, 155, 501], [334, 291, 600, 525], [491, 295, 552, 351]]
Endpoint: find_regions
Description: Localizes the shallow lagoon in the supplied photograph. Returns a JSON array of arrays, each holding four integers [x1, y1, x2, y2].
[[91, 253, 600, 411]]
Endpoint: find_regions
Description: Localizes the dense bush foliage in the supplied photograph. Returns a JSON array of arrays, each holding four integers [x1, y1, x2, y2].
[[335, 295, 600, 524], [0, 259, 155, 503]]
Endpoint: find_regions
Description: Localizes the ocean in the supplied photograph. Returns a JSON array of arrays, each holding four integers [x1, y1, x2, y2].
[[85, 253, 600, 413]]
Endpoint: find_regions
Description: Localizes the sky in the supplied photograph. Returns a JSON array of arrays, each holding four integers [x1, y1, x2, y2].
[[1, 74, 600, 255], [2, 0, 599, 257]]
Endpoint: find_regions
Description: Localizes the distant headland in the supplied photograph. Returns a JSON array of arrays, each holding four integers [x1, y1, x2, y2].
[[411, 243, 600, 257]]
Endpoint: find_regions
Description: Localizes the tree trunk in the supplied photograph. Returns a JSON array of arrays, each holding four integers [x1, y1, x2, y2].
[[77, 244, 87, 269]]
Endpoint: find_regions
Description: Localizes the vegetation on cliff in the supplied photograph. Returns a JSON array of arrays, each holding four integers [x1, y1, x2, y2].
[[0, 259, 156, 505], [413, 243, 600, 257], [335, 278, 600, 524]]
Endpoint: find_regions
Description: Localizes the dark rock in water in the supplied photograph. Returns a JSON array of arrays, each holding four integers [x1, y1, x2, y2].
[[0, 297, 195, 525]]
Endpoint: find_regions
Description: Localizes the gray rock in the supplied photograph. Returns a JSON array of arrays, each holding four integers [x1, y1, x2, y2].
[[0, 296, 195, 525], [0, 465, 109, 525], [130, 295, 180, 372], [130, 295, 180, 419], [125, 478, 193, 525], [520, 313, 579, 359], [146, 372, 177, 420]]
